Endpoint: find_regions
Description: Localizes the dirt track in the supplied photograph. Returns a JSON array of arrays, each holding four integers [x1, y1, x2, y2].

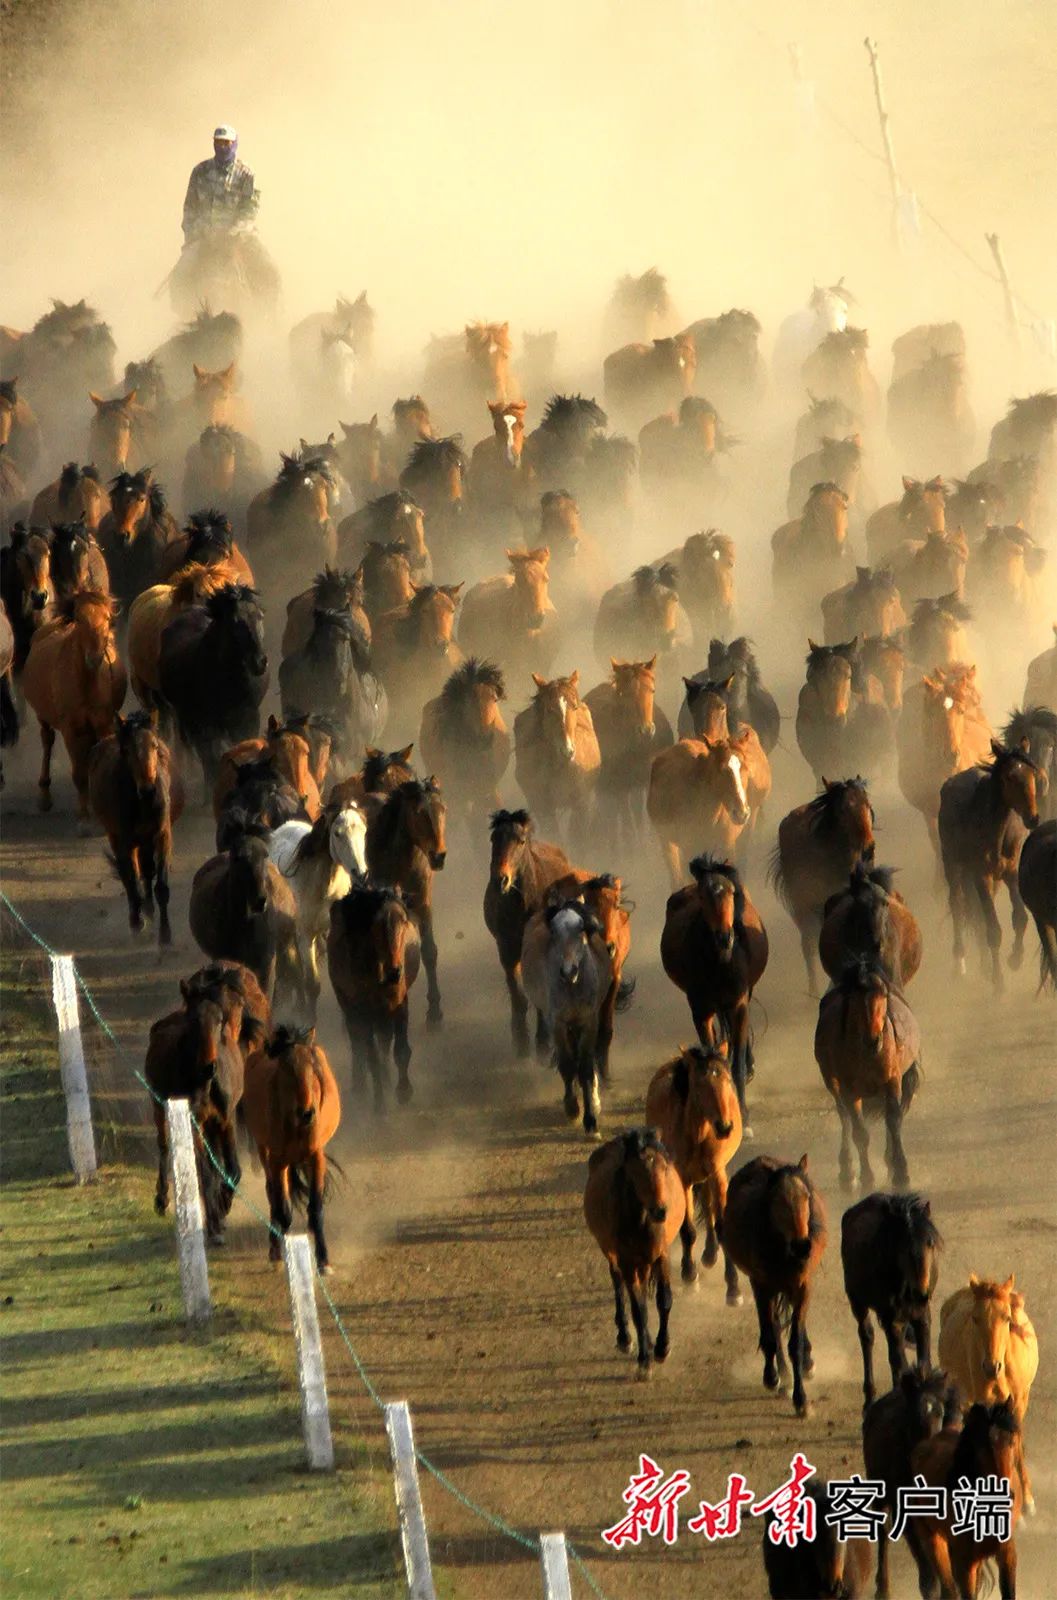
[[3, 613, 1055, 1598]]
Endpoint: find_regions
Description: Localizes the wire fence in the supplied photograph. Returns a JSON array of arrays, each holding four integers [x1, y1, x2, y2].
[[0, 889, 610, 1600]]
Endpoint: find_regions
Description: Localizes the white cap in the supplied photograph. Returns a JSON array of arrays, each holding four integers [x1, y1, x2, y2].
[[213, 125, 237, 141]]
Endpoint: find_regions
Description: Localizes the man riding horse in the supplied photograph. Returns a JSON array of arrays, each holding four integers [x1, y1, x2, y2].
[[170, 125, 279, 314]]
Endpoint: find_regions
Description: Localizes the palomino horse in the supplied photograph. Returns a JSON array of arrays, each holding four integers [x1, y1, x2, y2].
[[98, 470, 180, 612], [246, 453, 337, 587], [29, 462, 110, 533], [159, 582, 268, 792], [522, 899, 613, 1138], [0, 524, 53, 670], [645, 1043, 741, 1296], [365, 777, 447, 1027], [772, 482, 850, 605], [819, 861, 922, 987], [327, 880, 422, 1110], [21, 589, 126, 820], [547, 870, 633, 1082], [419, 658, 511, 827], [814, 956, 922, 1191], [583, 1129, 685, 1377], [770, 777, 876, 995], [87, 710, 184, 945], [337, 490, 430, 586], [268, 800, 368, 1013], [821, 565, 905, 645], [938, 1275, 1038, 1515], [801, 326, 881, 424], [660, 854, 769, 1132], [584, 657, 674, 847], [459, 548, 558, 686], [593, 564, 693, 692], [939, 740, 1040, 987], [603, 334, 696, 419], [787, 435, 869, 523], [906, 1400, 1023, 1599], [898, 664, 993, 860], [1018, 819, 1056, 990], [483, 808, 574, 1057], [722, 1154, 828, 1415], [842, 1192, 941, 1410], [282, 565, 368, 659], [87, 389, 141, 478], [371, 583, 463, 742], [647, 732, 760, 889], [795, 638, 893, 783], [188, 815, 301, 1006], [884, 478, 950, 573], [513, 671, 600, 843], [242, 1025, 342, 1270], [156, 509, 253, 584], [864, 1370, 962, 1600]]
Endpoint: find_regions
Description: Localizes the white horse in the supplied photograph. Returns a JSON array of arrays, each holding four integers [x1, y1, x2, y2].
[[268, 801, 368, 1011], [773, 280, 854, 394]]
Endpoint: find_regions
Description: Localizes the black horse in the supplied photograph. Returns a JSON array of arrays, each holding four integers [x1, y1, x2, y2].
[[279, 606, 386, 775], [841, 1191, 942, 1409], [159, 582, 268, 793]]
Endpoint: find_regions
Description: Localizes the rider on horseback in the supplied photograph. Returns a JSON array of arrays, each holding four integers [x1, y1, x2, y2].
[[182, 125, 259, 241], [172, 125, 278, 313]]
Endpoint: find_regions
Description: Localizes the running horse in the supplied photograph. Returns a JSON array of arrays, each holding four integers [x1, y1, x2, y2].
[[772, 482, 851, 608], [398, 436, 467, 564], [246, 452, 337, 591], [418, 658, 511, 828], [770, 777, 876, 994], [97, 470, 180, 612], [87, 709, 184, 945], [512, 670, 600, 844], [483, 808, 574, 1057]]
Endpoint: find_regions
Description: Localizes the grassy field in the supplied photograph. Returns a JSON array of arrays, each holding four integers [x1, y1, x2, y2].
[[0, 943, 404, 1600]]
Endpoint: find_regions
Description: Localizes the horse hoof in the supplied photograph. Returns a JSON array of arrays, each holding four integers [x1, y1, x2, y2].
[[682, 1264, 699, 1286], [764, 1372, 781, 1393], [396, 1081, 413, 1106], [616, 1333, 631, 1353], [563, 1095, 579, 1122], [702, 1242, 719, 1268], [636, 1362, 653, 1382], [795, 1398, 812, 1419], [654, 1341, 670, 1363], [130, 917, 144, 935], [76, 818, 93, 838], [319, 1262, 334, 1277], [742, 1122, 754, 1141], [38, 791, 52, 813], [1024, 1495, 1036, 1518], [585, 1126, 602, 1143], [426, 1011, 443, 1032], [159, 926, 172, 948], [1009, 946, 1024, 972], [956, 956, 967, 977], [154, 1195, 168, 1216]]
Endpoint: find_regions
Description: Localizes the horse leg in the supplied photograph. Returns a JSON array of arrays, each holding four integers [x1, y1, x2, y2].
[[995, 1543, 1016, 1600], [907, 1522, 946, 1600], [882, 1311, 908, 1390], [306, 1150, 330, 1274], [662, 838, 683, 893], [751, 1284, 779, 1391], [946, 866, 968, 977], [153, 1102, 169, 1214], [679, 1182, 698, 1284], [264, 1166, 291, 1263], [113, 839, 144, 934], [36, 720, 55, 811], [364, 1026, 388, 1114], [798, 919, 820, 998], [1016, 1430, 1035, 1516], [788, 1292, 811, 1416], [730, 1000, 753, 1139], [876, 1510, 892, 1600], [653, 1255, 673, 1363], [972, 873, 1004, 992], [884, 1082, 910, 1189], [579, 1033, 600, 1140], [393, 997, 413, 1105], [152, 834, 173, 946], [848, 1096, 874, 1190], [1006, 869, 1028, 971], [217, 1119, 241, 1216], [534, 1007, 551, 1063], [627, 1273, 653, 1376], [595, 980, 616, 1084], [609, 1265, 631, 1353], [701, 1175, 720, 1268], [833, 1090, 855, 1191], [504, 961, 531, 1058], [420, 907, 442, 1029], [854, 1303, 876, 1409], [715, 1196, 742, 1305]]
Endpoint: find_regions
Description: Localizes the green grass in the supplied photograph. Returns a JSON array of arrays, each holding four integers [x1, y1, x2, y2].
[[0, 947, 403, 1599]]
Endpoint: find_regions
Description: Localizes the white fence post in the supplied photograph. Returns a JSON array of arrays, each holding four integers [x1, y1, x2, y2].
[[49, 955, 97, 1183], [385, 1401, 436, 1599], [283, 1234, 334, 1471], [539, 1531, 574, 1599], [165, 1098, 211, 1325]]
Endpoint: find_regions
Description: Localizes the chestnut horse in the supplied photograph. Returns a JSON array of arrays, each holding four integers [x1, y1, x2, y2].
[[819, 861, 922, 987], [821, 565, 905, 645], [0, 523, 53, 670], [182, 423, 264, 522], [365, 777, 447, 1027], [660, 854, 769, 1132], [371, 583, 464, 741], [969, 524, 1046, 620], [0, 376, 41, 477], [864, 1369, 962, 1600], [657, 530, 735, 645], [419, 657, 511, 826], [787, 436, 867, 523], [327, 880, 421, 1109], [459, 548, 558, 686], [337, 414, 386, 504], [22, 589, 126, 819], [898, 665, 992, 860], [859, 632, 907, 714], [29, 462, 110, 534], [722, 1154, 828, 1415], [645, 1043, 741, 1296], [513, 670, 600, 842], [242, 1024, 341, 1269], [97, 470, 180, 612], [647, 732, 760, 889], [906, 1401, 1023, 1597], [87, 710, 184, 945], [246, 453, 336, 585], [398, 436, 467, 561], [359, 538, 415, 624], [842, 1191, 941, 1410], [769, 777, 876, 994], [87, 389, 141, 478], [814, 957, 922, 1191], [337, 490, 430, 586], [584, 657, 674, 847], [467, 399, 532, 530], [890, 525, 968, 607], [213, 714, 321, 823], [483, 808, 574, 1057], [906, 592, 973, 673], [772, 482, 850, 605], [866, 476, 948, 564], [801, 327, 880, 424], [603, 334, 696, 418], [583, 1129, 685, 1376]]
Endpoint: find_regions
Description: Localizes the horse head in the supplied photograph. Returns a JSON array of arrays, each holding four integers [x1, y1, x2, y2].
[[619, 1128, 674, 1225], [610, 657, 657, 739], [266, 1024, 326, 1133], [531, 671, 580, 761], [768, 1155, 818, 1264], [672, 1044, 738, 1141], [116, 709, 162, 799], [488, 807, 532, 893], [689, 854, 743, 956]]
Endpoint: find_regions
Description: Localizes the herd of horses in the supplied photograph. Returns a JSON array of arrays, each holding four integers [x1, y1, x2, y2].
[[2, 273, 1056, 1598]]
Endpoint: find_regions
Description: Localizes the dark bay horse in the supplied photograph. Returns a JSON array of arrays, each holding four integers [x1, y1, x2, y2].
[[583, 1129, 685, 1376], [660, 854, 768, 1133], [188, 815, 301, 1005], [29, 462, 110, 534], [279, 606, 385, 778], [282, 564, 369, 660], [87, 710, 184, 945], [770, 777, 876, 994], [863, 1369, 962, 1600], [0, 523, 53, 671], [365, 778, 446, 1026], [246, 453, 336, 588], [483, 808, 574, 1056], [906, 1401, 1022, 1600], [326, 880, 421, 1109], [97, 470, 180, 611], [722, 1154, 828, 1415], [796, 638, 893, 783], [158, 582, 268, 791], [761, 1481, 872, 1598], [819, 861, 922, 986], [841, 1191, 941, 1409], [1003, 707, 1056, 822], [242, 1024, 341, 1269], [1018, 819, 1056, 990], [49, 522, 109, 600], [938, 741, 1040, 987], [700, 636, 781, 752]]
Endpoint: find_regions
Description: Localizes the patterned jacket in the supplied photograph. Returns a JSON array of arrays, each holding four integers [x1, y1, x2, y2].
[[182, 157, 259, 239]]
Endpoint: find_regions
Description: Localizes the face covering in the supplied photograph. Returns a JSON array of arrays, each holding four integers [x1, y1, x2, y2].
[[214, 140, 237, 168]]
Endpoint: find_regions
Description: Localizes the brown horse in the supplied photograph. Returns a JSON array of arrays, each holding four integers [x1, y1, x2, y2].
[[246, 453, 336, 585], [864, 1368, 962, 1600], [821, 565, 905, 644], [213, 714, 322, 823], [358, 538, 415, 623], [365, 777, 446, 1027], [459, 548, 558, 685], [97, 470, 180, 612], [888, 351, 975, 473], [483, 808, 574, 1056], [898, 665, 993, 860], [772, 482, 851, 603], [866, 475, 949, 564], [815, 957, 922, 1191], [127, 562, 244, 718], [281, 564, 369, 660], [87, 389, 141, 478], [513, 670, 600, 841], [170, 360, 249, 441], [723, 1154, 828, 1415], [87, 710, 184, 944], [787, 435, 868, 522], [906, 592, 973, 672], [156, 509, 253, 585], [29, 462, 110, 533], [891, 525, 969, 605], [467, 399, 532, 529], [939, 741, 1039, 987], [548, 871, 633, 1082], [819, 861, 922, 986], [657, 530, 736, 645], [372, 583, 464, 740], [327, 880, 422, 1109], [594, 564, 692, 679], [188, 817, 302, 1006], [382, 395, 434, 477], [0, 376, 41, 477], [769, 777, 876, 994], [801, 327, 881, 423], [330, 742, 416, 810], [584, 657, 674, 847], [969, 524, 1046, 620], [0, 523, 53, 670], [842, 1191, 941, 1411], [1023, 624, 1057, 710], [583, 1129, 686, 1376], [181, 423, 264, 521], [638, 397, 725, 500], [906, 1401, 1023, 1599], [22, 589, 126, 820], [647, 732, 762, 889], [859, 631, 907, 714], [0, 597, 17, 753], [645, 1043, 741, 1295], [603, 334, 696, 418], [419, 658, 511, 826], [337, 414, 386, 503], [660, 854, 769, 1131], [242, 1024, 342, 1269], [1018, 819, 1056, 990], [337, 490, 430, 586], [399, 436, 468, 561], [795, 638, 893, 784], [425, 321, 514, 409]]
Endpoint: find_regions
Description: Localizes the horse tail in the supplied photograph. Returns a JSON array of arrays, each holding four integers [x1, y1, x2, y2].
[[0, 675, 18, 749], [773, 1293, 793, 1333], [901, 1060, 922, 1111], [766, 841, 790, 909], [615, 975, 636, 1013], [289, 1154, 346, 1210], [1038, 926, 1057, 995]]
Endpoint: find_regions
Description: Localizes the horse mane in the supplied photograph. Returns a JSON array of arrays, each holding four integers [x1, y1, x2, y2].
[[371, 778, 440, 855], [807, 478, 849, 502], [805, 393, 855, 425], [1003, 706, 1057, 746], [272, 452, 334, 496], [818, 326, 869, 355], [709, 635, 760, 686], [833, 952, 891, 998], [58, 462, 100, 498], [200, 422, 240, 446], [308, 567, 359, 609], [439, 657, 505, 706], [204, 581, 259, 618], [266, 1022, 316, 1056], [879, 1191, 943, 1252], [689, 853, 746, 923], [0, 379, 17, 404], [172, 306, 242, 346], [489, 807, 531, 832], [1003, 390, 1057, 429], [632, 563, 676, 596], [911, 592, 973, 627], [679, 396, 717, 423], [183, 508, 233, 550], [612, 267, 671, 315], [805, 639, 858, 670], [49, 519, 91, 550], [804, 777, 869, 835], [169, 564, 230, 605], [977, 741, 1039, 778], [950, 1402, 1019, 1486], [404, 435, 467, 474], [363, 489, 421, 528], [544, 898, 601, 936], [541, 393, 607, 433], [335, 877, 405, 934], [587, 433, 637, 471], [982, 522, 1037, 551], [359, 746, 413, 792], [49, 587, 112, 622]]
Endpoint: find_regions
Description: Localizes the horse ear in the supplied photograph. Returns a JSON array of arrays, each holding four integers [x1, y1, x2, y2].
[[968, 1272, 980, 1288], [1002, 1274, 1016, 1291], [88, 391, 105, 409], [339, 421, 353, 436], [646, 654, 657, 670], [722, 674, 735, 692], [902, 475, 917, 492], [221, 362, 236, 380], [397, 744, 414, 762], [326, 432, 335, 446], [370, 413, 378, 428], [531, 672, 547, 689], [797, 1152, 809, 1172], [192, 363, 205, 380], [568, 670, 580, 688], [807, 637, 819, 652], [267, 714, 280, 735], [443, 582, 464, 598], [179, 978, 191, 1000], [990, 738, 1005, 759], [299, 437, 308, 453], [611, 658, 624, 672], [122, 390, 137, 407]]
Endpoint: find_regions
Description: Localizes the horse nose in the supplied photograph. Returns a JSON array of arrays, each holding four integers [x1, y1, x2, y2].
[[31, 590, 48, 609], [984, 1358, 1002, 1377], [299, 1106, 316, 1127], [793, 1238, 812, 1260], [252, 895, 267, 915], [384, 964, 402, 985], [714, 1120, 733, 1138], [137, 781, 157, 800], [651, 1205, 667, 1223], [495, 871, 513, 893], [1026, 813, 1040, 830], [430, 849, 446, 869]]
